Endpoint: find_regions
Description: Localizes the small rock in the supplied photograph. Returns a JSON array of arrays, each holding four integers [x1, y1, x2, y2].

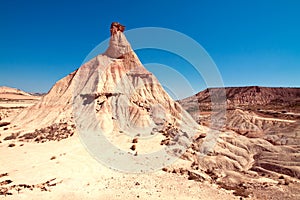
[[0, 122, 10, 127], [284, 179, 290, 185], [8, 143, 15, 147], [0, 179, 13, 186], [132, 138, 138, 143], [187, 171, 205, 182], [278, 175, 284, 179], [160, 139, 170, 145], [162, 168, 168, 172], [4, 132, 20, 140], [130, 145, 136, 151], [50, 156, 56, 160], [0, 173, 8, 178]]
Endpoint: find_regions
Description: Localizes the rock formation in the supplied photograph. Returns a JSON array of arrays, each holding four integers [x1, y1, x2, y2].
[[177, 86, 300, 199], [9, 25, 199, 137], [6, 26, 203, 172]]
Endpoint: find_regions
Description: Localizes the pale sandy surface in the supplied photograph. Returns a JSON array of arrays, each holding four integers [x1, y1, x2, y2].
[[0, 133, 241, 200]]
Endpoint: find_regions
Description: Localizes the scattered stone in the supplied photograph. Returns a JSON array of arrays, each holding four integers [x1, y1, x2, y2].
[[0, 178, 61, 196], [0, 180, 12, 186], [0, 188, 12, 196], [135, 182, 140, 186], [0, 173, 8, 178], [284, 179, 290, 185], [194, 133, 206, 141], [130, 145, 136, 151], [50, 156, 56, 160], [205, 169, 218, 181], [4, 132, 20, 141], [8, 144, 15, 147], [233, 189, 250, 198], [218, 182, 250, 198], [18, 123, 76, 143], [0, 122, 10, 127], [162, 168, 168, 172], [187, 171, 205, 182], [132, 138, 138, 143], [160, 139, 170, 145], [278, 175, 284, 179]]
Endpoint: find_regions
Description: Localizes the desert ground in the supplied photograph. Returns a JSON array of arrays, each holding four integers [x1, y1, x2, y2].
[[0, 87, 239, 200], [1, 85, 300, 200]]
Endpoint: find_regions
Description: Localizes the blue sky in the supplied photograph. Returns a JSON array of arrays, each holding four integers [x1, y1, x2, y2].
[[0, 0, 299, 98]]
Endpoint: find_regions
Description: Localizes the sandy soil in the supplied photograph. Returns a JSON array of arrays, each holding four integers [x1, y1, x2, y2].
[[0, 133, 241, 200]]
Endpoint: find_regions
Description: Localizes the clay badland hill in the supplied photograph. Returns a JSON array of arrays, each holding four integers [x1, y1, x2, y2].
[[178, 86, 300, 199]]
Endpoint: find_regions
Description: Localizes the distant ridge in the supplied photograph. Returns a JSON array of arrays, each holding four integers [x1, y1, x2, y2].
[[0, 86, 32, 96], [179, 86, 300, 109]]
